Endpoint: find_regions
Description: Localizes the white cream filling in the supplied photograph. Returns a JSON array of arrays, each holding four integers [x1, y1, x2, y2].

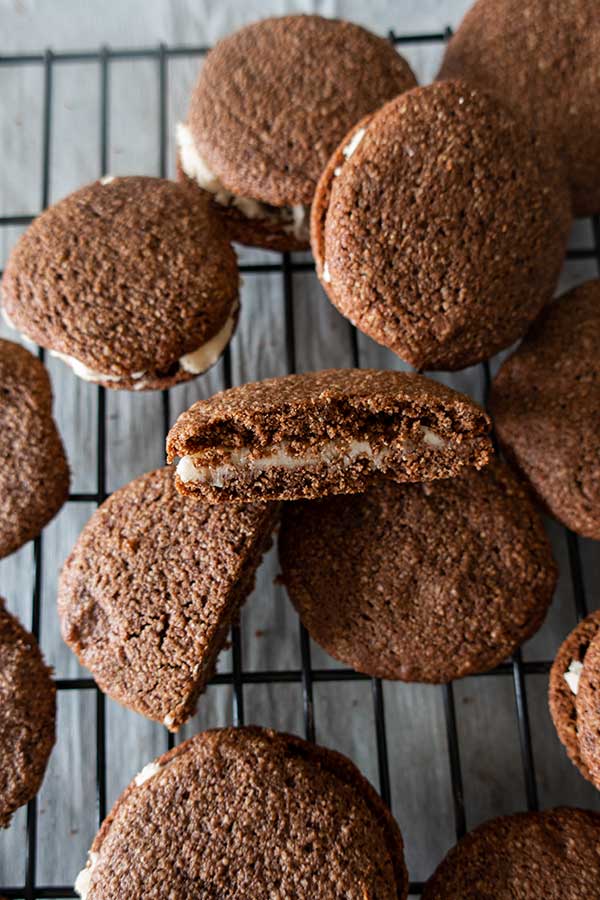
[[564, 659, 584, 695], [179, 302, 238, 374], [163, 712, 176, 728], [134, 760, 163, 786], [99, 174, 115, 185], [323, 127, 367, 280], [50, 304, 237, 385], [177, 427, 446, 488], [75, 851, 99, 900], [176, 122, 310, 241]]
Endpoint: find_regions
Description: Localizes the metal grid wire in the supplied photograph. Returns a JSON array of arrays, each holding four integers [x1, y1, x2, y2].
[[0, 25, 599, 899]]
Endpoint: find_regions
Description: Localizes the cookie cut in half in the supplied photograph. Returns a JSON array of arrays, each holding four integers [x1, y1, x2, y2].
[[58, 468, 278, 730], [0, 598, 56, 828], [167, 368, 492, 503], [438, 0, 600, 217], [311, 80, 571, 371], [75, 726, 408, 899], [280, 461, 556, 682], [176, 14, 416, 251], [0, 338, 69, 559], [422, 807, 600, 899], [1, 177, 239, 390], [490, 279, 600, 539], [549, 611, 600, 790]]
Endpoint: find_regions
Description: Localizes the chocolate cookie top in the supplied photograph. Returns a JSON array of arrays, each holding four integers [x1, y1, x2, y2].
[[59, 468, 278, 730], [167, 368, 492, 503], [279, 460, 556, 682], [490, 279, 600, 539], [76, 726, 408, 899], [311, 80, 571, 371], [0, 597, 56, 828], [0, 339, 69, 559], [438, 0, 600, 217], [1, 177, 239, 390], [549, 611, 600, 785], [422, 807, 600, 899], [187, 15, 417, 207]]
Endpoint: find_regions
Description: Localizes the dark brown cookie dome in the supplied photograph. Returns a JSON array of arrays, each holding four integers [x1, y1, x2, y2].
[[1, 177, 239, 390], [279, 461, 556, 682], [422, 807, 600, 899], [311, 80, 571, 371], [58, 468, 278, 730], [0, 339, 69, 559], [75, 726, 408, 899], [438, 0, 600, 217], [0, 598, 56, 828], [490, 279, 600, 539], [177, 14, 416, 251], [167, 368, 492, 504], [549, 611, 600, 786]]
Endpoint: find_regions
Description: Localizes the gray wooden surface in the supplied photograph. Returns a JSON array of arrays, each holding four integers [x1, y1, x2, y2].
[[1, 1, 599, 894]]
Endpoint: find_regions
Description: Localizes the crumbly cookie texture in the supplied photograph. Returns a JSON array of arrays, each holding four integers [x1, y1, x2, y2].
[[422, 808, 600, 899], [58, 468, 279, 730], [549, 610, 600, 786], [0, 598, 56, 828], [75, 726, 408, 899], [280, 461, 556, 682], [1, 176, 239, 390], [167, 368, 492, 503], [438, 0, 600, 216], [490, 279, 600, 539], [311, 80, 571, 371], [0, 338, 69, 559]]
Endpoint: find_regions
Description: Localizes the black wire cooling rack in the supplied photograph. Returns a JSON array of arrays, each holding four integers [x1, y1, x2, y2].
[[1, 25, 599, 900]]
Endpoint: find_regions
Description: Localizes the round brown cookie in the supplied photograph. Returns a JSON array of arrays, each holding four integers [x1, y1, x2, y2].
[[573, 629, 600, 789], [438, 0, 600, 217], [311, 80, 571, 372], [0, 597, 56, 828], [166, 368, 492, 504], [549, 611, 600, 785], [279, 460, 556, 682], [0, 338, 69, 559], [1, 176, 239, 390], [176, 14, 416, 252], [422, 807, 600, 899], [75, 726, 408, 899], [58, 467, 278, 730], [489, 279, 600, 539]]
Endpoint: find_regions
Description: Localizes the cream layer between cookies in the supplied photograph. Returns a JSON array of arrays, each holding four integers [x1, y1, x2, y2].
[[47, 302, 238, 387], [176, 122, 310, 241], [564, 658, 584, 695], [177, 426, 446, 488], [322, 125, 367, 282]]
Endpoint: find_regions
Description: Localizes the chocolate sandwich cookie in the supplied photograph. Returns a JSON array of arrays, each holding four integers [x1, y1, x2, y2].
[[549, 611, 600, 788], [311, 80, 571, 371], [422, 807, 600, 899], [167, 368, 492, 503], [279, 460, 556, 682], [490, 279, 600, 539], [1, 177, 239, 390], [438, 0, 600, 217], [58, 468, 278, 730], [0, 338, 69, 559], [74, 726, 408, 899], [0, 597, 56, 828], [176, 15, 417, 252]]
